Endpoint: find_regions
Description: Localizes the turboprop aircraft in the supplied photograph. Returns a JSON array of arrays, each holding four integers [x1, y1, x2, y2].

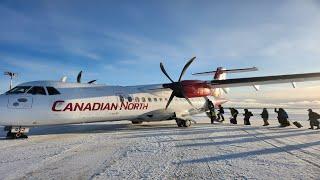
[[1, 56, 320, 139]]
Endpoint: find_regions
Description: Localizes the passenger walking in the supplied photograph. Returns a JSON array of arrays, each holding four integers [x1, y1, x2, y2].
[[229, 108, 239, 124], [217, 105, 225, 122], [207, 99, 216, 124], [260, 108, 269, 126], [243, 109, 253, 125], [308, 109, 320, 130], [275, 108, 290, 127]]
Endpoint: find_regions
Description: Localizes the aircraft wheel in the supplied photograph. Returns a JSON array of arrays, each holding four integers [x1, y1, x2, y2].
[[15, 132, 22, 139], [6, 131, 14, 139], [6, 130, 28, 139], [183, 120, 192, 127], [132, 121, 143, 125], [176, 120, 184, 127]]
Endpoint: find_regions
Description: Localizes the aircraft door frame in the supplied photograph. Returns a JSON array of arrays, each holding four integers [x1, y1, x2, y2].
[[113, 87, 131, 119]]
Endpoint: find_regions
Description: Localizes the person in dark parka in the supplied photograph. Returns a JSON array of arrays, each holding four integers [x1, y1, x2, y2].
[[229, 108, 239, 124], [275, 108, 290, 127], [308, 109, 320, 129], [207, 99, 216, 124], [243, 109, 253, 125], [260, 108, 269, 126], [217, 105, 225, 122]]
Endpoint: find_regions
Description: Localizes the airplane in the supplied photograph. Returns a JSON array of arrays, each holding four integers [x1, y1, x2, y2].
[[1, 56, 320, 139]]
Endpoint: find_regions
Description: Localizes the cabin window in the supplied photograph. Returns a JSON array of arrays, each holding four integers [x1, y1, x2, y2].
[[6, 86, 31, 94], [46, 87, 60, 95], [128, 96, 133, 102], [159, 98, 163, 102], [135, 97, 140, 102], [141, 97, 146, 102], [119, 95, 124, 103], [148, 97, 152, 102], [27, 86, 47, 95], [165, 98, 168, 101], [154, 98, 158, 102]]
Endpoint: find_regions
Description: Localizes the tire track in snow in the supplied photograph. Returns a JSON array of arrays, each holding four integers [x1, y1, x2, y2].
[[241, 128, 320, 169], [91, 131, 177, 179], [6, 135, 92, 180], [251, 128, 320, 157], [90, 137, 145, 179]]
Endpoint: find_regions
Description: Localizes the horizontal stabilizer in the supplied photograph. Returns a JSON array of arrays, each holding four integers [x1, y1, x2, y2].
[[207, 72, 320, 88], [193, 67, 258, 76]]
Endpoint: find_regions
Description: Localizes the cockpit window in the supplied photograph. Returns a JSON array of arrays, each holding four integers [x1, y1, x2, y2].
[[46, 87, 60, 95], [27, 86, 47, 95], [6, 86, 31, 94]]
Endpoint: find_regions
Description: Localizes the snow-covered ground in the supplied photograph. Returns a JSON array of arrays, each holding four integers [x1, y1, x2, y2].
[[0, 113, 319, 179]]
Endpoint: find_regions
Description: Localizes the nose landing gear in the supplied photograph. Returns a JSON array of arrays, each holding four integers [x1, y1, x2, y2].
[[4, 126, 29, 139], [175, 119, 193, 127]]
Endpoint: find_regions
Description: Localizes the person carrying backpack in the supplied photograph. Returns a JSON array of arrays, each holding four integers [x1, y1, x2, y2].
[[243, 109, 253, 125], [217, 105, 225, 122], [260, 108, 269, 126], [308, 109, 320, 130], [207, 99, 217, 124], [229, 108, 239, 124], [275, 108, 290, 127]]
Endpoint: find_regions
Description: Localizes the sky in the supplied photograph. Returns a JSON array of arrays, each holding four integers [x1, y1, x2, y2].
[[1, 0, 320, 108]]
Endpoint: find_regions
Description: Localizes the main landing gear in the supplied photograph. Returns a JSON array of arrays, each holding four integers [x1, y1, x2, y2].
[[4, 126, 29, 139], [176, 119, 192, 127], [131, 121, 143, 125]]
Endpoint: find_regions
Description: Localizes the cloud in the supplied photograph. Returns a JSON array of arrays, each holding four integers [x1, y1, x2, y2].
[[1, 0, 320, 103], [0, 54, 84, 88]]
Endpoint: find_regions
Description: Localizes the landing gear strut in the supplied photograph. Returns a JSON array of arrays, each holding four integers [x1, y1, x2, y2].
[[175, 119, 192, 127], [5, 126, 29, 139]]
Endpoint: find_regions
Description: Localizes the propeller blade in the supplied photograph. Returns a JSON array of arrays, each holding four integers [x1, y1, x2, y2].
[[180, 90, 195, 108], [88, 80, 97, 84], [178, 56, 196, 82], [77, 71, 82, 83], [160, 62, 174, 83], [165, 92, 175, 109], [184, 97, 195, 108]]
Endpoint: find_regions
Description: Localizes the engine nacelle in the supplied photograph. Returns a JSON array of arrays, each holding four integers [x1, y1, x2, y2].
[[181, 80, 212, 98]]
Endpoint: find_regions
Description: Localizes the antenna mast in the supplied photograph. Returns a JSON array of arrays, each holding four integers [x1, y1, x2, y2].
[[4, 72, 17, 90]]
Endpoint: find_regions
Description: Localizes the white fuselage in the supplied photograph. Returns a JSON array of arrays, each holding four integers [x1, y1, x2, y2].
[[0, 81, 227, 127]]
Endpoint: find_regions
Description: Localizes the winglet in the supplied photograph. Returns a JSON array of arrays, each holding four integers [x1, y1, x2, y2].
[[61, 76, 67, 82]]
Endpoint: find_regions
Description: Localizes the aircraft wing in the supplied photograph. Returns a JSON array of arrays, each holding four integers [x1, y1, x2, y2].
[[205, 72, 320, 88], [145, 72, 320, 92]]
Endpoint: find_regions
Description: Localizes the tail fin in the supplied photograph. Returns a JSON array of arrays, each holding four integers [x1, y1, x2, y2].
[[211, 67, 229, 97], [213, 67, 227, 80]]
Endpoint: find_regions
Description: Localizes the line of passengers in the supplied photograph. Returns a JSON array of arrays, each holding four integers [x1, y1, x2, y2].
[[206, 100, 320, 129]]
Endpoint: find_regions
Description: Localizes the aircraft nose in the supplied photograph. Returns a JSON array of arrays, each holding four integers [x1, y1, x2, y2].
[[0, 94, 7, 114], [0, 94, 9, 125], [0, 94, 5, 106], [0, 94, 6, 104]]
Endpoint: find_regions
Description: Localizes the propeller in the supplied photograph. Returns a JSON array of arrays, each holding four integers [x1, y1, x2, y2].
[[77, 71, 97, 84], [88, 80, 97, 84], [160, 57, 196, 109], [77, 71, 82, 83]]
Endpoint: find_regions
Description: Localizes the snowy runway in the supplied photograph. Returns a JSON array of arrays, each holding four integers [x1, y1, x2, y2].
[[0, 117, 319, 179]]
